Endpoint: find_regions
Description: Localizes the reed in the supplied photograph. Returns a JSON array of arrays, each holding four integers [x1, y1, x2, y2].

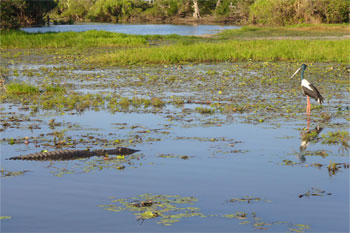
[[217, 25, 350, 38], [87, 39, 349, 65], [0, 30, 148, 49]]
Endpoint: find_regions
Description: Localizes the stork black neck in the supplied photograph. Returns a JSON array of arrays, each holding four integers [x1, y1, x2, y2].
[[300, 68, 305, 80], [300, 64, 307, 80]]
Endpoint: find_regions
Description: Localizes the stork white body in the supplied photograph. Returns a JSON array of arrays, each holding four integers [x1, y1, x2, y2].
[[291, 64, 324, 114]]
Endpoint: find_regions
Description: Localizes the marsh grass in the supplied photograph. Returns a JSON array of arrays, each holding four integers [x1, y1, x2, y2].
[[6, 83, 39, 94], [2, 28, 348, 64], [88, 39, 349, 65], [0, 30, 148, 49], [217, 25, 350, 39], [322, 131, 350, 151], [43, 84, 66, 93]]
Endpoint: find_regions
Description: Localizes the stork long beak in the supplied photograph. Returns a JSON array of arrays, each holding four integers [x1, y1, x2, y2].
[[291, 67, 301, 79]]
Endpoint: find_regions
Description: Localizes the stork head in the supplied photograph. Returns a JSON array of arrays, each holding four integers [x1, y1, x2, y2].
[[291, 64, 307, 80]]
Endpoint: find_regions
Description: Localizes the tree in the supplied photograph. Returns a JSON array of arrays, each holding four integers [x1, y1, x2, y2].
[[192, 0, 200, 18], [216, 0, 221, 9], [0, 0, 57, 29], [0, 0, 26, 29], [25, 0, 57, 25]]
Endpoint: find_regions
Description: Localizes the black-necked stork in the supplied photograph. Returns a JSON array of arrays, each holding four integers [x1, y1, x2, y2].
[[291, 64, 324, 115]]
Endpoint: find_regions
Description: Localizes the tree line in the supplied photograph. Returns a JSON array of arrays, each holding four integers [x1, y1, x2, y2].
[[1, 0, 349, 30]]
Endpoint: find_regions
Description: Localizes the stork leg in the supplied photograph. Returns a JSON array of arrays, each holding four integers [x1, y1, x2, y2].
[[306, 96, 311, 115]]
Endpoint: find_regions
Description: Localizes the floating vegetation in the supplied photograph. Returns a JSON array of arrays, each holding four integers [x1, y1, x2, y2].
[[298, 187, 332, 198], [288, 224, 311, 233], [98, 194, 205, 226], [222, 211, 310, 232], [158, 154, 192, 160], [228, 196, 271, 204], [195, 106, 215, 114], [0, 169, 29, 177], [327, 160, 350, 176], [98, 193, 309, 231], [321, 131, 350, 152], [302, 150, 329, 158], [223, 211, 248, 220], [6, 82, 39, 94], [0, 216, 12, 220], [282, 160, 298, 166], [151, 97, 165, 108], [48, 152, 144, 177]]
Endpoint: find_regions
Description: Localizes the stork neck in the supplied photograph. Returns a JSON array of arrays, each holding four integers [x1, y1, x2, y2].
[[300, 68, 305, 80]]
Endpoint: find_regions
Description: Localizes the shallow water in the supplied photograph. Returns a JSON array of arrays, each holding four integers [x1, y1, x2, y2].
[[1, 61, 349, 232], [21, 23, 240, 35], [2, 109, 349, 232]]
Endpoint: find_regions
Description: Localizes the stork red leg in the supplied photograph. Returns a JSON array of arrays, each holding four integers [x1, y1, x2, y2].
[[306, 96, 311, 115]]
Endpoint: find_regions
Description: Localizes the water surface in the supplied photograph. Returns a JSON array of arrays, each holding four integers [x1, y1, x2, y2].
[[21, 23, 240, 35], [1, 61, 349, 232]]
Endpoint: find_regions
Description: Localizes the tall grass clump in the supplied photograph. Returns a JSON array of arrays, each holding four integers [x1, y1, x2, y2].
[[0, 30, 148, 49], [217, 25, 350, 39], [6, 82, 39, 94], [87, 39, 349, 65]]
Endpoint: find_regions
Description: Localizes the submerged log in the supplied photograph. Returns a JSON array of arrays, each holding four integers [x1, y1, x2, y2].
[[7, 147, 139, 161]]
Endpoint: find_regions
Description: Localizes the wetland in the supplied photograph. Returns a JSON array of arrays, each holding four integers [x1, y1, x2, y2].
[[1, 25, 349, 232]]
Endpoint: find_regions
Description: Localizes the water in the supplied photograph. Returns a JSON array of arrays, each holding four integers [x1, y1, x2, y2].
[[21, 23, 240, 35], [1, 61, 349, 232], [2, 109, 349, 232]]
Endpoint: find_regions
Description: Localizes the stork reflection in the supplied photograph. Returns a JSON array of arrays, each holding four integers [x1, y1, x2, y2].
[[297, 115, 323, 162]]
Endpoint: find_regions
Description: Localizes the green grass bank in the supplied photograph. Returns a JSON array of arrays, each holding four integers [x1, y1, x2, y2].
[[1, 26, 349, 65], [87, 39, 349, 65]]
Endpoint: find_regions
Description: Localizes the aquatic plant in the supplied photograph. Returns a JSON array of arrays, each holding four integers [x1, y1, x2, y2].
[[195, 106, 215, 114], [6, 82, 39, 94], [42, 84, 66, 93], [0, 169, 29, 177], [98, 194, 205, 226], [151, 97, 165, 108], [327, 160, 349, 176], [298, 187, 332, 198], [321, 130, 349, 151]]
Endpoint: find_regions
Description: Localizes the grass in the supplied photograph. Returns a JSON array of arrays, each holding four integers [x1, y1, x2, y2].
[[217, 24, 350, 39], [6, 83, 66, 95], [6, 83, 39, 94], [0, 30, 149, 49], [321, 131, 349, 151], [87, 39, 349, 65], [1, 26, 348, 64]]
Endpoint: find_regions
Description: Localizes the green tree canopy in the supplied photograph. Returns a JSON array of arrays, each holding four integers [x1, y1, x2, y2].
[[1, 0, 57, 30]]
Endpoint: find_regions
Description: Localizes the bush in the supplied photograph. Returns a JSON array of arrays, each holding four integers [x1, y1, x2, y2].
[[250, 0, 296, 26], [249, 0, 349, 26], [0, 0, 56, 30]]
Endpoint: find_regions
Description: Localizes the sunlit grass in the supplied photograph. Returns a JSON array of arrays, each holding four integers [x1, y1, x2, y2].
[[0, 30, 149, 49], [1, 28, 348, 64], [6, 83, 39, 94], [217, 25, 350, 38], [87, 39, 349, 65]]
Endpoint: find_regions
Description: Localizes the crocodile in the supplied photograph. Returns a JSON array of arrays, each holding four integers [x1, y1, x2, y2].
[[7, 147, 139, 161]]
